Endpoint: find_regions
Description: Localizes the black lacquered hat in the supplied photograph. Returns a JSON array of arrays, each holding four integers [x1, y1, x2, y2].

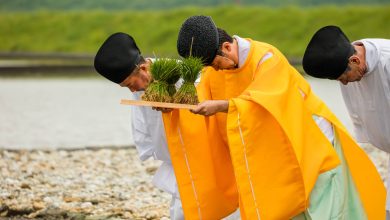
[[94, 32, 142, 84], [177, 15, 219, 65], [302, 25, 354, 79]]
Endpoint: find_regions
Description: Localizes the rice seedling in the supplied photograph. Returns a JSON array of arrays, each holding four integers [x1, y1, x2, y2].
[[173, 56, 203, 104], [166, 62, 182, 97], [142, 58, 181, 102]]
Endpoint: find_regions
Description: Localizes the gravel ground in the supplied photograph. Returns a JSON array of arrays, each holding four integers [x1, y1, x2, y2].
[[0, 147, 170, 220], [0, 144, 387, 220]]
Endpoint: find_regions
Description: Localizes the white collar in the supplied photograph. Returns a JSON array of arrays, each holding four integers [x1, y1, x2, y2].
[[353, 40, 379, 76], [233, 35, 251, 68]]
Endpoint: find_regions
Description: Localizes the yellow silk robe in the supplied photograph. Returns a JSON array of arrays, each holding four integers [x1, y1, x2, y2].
[[162, 39, 385, 219]]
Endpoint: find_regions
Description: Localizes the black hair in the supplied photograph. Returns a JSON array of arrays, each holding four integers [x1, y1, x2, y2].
[[351, 46, 357, 55], [343, 47, 357, 74], [216, 28, 233, 56]]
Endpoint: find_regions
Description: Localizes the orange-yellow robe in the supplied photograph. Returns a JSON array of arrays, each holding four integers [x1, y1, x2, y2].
[[162, 39, 385, 219]]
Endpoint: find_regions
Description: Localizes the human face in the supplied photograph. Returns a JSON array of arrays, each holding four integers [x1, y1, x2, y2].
[[119, 65, 151, 92], [210, 54, 237, 71], [337, 57, 367, 85], [209, 41, 238, 71]]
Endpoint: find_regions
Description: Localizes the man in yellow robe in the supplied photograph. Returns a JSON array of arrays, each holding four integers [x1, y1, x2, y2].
[[162, 15, 385, 219]]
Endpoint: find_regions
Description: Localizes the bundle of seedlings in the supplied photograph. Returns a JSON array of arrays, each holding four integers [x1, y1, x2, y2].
[[142, 58, 181, 102], [173, 56, 203, 104], [166, 62, 182, 97]]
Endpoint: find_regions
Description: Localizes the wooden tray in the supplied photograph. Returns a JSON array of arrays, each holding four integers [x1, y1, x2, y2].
[[120, 99, 197, 110]]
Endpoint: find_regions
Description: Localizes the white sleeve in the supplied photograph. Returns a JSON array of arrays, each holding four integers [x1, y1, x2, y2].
[[313, 116, 334, 144], [385, 61, 390, 84], [131, 92, 171, 162], [131, 92, 177, 197], [131, 99, 155, 161], [259, 52, 273, 64], [152, 162, 178, 196]]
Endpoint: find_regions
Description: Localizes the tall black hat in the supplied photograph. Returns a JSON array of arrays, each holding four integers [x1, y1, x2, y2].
[[302, 25, 355, 79], [94, 32, 142, 84], [177, 15, 219, 65]]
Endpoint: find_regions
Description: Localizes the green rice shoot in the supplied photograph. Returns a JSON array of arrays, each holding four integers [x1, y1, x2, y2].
[[166, 61, 182, 97], [173, 56, 203, 104], [142, 58, 181, 102]]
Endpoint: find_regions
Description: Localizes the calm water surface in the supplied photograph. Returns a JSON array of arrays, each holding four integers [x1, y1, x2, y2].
[[0, 78, 134, 149]]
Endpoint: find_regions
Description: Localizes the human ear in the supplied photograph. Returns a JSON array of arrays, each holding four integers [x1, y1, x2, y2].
[[139, 63, 148, 72], [138, 64, 152, 81], [222, 42, 231, 53], [349, 56, 360, 65]]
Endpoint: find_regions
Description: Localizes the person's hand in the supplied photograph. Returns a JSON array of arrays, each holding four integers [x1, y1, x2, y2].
[[190, 100, 229, 116], [152, 107, 173, 113]]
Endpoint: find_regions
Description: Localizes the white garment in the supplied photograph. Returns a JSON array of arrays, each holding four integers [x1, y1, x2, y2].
[[340, 39, 390, 152], [170, 196, 184, 220], [131, 91, 178, 196], [223, 209, 241, 220], [131, 70, 201, 219], [234, 35, 251, 66], [339, 38, 390, 210]]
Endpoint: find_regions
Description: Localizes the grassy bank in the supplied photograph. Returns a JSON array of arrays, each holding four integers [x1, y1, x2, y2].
[[1, 6, 389, 58]]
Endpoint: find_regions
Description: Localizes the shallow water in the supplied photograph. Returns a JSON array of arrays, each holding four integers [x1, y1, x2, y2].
[[0, 78, 134, 149]]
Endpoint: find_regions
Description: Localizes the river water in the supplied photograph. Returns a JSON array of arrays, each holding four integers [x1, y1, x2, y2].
[[0, 78, 134, 149], [0, 76, 367, 150]]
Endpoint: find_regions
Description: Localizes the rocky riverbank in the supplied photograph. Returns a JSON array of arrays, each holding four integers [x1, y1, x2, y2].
[[0, 144, 387, 220], [0, 147, 170, 220]]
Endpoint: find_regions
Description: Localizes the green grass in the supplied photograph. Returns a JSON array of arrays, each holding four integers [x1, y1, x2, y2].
[[1, 5, 389, 58]]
